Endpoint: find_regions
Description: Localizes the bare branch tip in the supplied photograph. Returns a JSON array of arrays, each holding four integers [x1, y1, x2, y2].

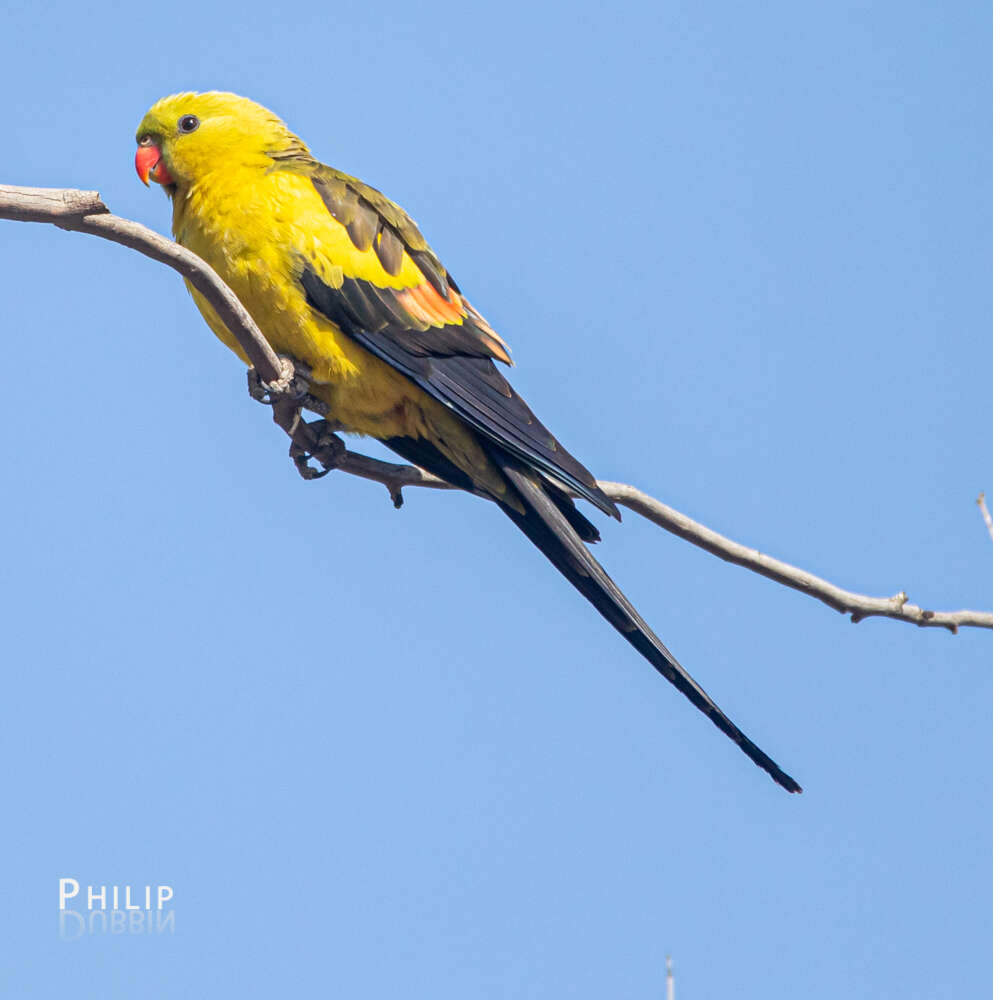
[[976, 492, 993, 546]]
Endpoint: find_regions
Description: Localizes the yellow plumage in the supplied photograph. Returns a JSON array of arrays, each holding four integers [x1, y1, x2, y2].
[[134, 91, 803, 792], [138, 92, 505, 494]]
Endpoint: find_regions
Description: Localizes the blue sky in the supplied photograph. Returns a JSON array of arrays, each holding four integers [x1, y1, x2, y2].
[[2, 1, 992, 996]]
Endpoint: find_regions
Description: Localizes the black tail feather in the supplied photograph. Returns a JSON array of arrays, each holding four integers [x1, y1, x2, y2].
[[544, 481, 602, 544], [493, 455, 802, 794], [380, 431, 800, 793]]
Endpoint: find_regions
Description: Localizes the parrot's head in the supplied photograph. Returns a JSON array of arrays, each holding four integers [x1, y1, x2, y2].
[[134, 91, 308, 192]]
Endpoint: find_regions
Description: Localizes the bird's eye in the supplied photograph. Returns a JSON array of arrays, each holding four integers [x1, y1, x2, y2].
[[177, 114, 200, 134]]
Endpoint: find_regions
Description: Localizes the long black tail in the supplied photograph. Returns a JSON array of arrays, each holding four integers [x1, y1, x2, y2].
[[494, 458, 802, 794]]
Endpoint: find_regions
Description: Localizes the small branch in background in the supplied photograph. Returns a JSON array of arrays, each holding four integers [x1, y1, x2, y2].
[[3, 182, 991, 634], [978, 493, 993, 547]]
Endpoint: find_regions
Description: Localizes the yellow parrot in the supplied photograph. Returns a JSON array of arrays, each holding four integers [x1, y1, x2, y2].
[[135, 92, 800, 793]]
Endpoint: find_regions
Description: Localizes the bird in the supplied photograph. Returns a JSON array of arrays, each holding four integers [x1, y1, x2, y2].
[[134, 91, 801, 793]]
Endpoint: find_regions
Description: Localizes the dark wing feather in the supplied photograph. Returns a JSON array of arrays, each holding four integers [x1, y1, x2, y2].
[[299, 265, 618, 518], [282, 158, 618, 515], [281, 158, 617, 514]]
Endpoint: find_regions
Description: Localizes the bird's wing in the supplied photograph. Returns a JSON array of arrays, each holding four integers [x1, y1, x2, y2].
[[292, 162, 619, 518], [278, 161, 801, 793]]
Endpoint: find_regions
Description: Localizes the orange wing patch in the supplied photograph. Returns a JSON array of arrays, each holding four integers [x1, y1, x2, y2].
[[397, 282, 464, 326], [395, 281, 513, 365]]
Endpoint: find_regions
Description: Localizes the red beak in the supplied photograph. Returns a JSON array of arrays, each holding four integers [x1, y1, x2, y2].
[[135, 144, 173, 186]]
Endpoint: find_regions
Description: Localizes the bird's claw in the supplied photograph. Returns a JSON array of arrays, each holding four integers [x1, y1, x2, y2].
[[289, 419, 346, 481], [247, 358, 310, 406]]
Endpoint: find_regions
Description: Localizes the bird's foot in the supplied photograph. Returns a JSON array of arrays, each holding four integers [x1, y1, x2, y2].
[[288, 418, 347, 481], [247, 358, 310, 407]]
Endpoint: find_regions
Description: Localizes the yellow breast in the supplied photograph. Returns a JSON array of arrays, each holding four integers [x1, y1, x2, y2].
[[174, 169, 409, 422], [169, 164, 507, 495]]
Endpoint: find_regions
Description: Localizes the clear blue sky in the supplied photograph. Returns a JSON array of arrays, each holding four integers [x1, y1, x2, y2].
[[2, 1, 991, 996]]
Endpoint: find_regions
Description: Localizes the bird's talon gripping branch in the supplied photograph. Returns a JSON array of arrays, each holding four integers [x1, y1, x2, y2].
[[265, 356, 301, 398], [247, 367, 270, 405], [290, 439, 332, 480], [247, 358, 310, 406], [287, 418, 346, 481]]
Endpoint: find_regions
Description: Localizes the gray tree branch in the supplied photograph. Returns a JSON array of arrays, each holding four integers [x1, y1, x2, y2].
[[3, 182, 990, 633]]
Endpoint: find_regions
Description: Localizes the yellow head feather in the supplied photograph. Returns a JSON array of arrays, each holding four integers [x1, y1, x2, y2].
[[135, 91, 308, 187]]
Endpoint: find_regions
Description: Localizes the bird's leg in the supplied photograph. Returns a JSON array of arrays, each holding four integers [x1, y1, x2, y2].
[[247, 361, 345, 481]]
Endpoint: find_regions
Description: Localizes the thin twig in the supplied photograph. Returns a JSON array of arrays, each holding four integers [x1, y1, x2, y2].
[[978, 493, 993, 548], [601, 482, 993, 633], [3, 182, 990, 634]]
